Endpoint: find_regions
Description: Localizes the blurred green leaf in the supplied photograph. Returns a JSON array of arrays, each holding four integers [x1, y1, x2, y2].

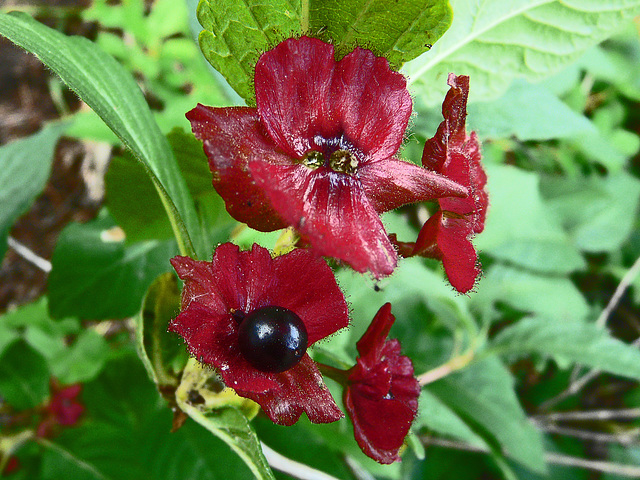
[[50, 330, 109, 384], [196, 0, 301, 104], [0, 123, 66, 262], [543, 172, 640, 253], [491, 316, 640, 380], [416, 389, 488, 448], [47, 213, 177, 320], [41, 352, 254, 480], [475, 165, 586, 274], [474, 264, 590, 323], [309, 0, 452, 69], [427, 357, 546, 473], [404, 0, 640, 106], [106, 128, 236, 245], [136, 273, 184, 386], [0, 340, 50, 409], [0, 11, 202, 258], [467, 79, 594, 141]]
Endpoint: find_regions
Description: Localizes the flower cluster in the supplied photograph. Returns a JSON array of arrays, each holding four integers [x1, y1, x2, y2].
[[172, 35, 487, 464], [36, 381, 84, 438], [187, 36, 478, 282]]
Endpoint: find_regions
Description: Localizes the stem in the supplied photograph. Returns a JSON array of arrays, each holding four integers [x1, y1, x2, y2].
[[417, 348, 475, 386], [317, 363, 350, 386], [301, 0, 309, 34]]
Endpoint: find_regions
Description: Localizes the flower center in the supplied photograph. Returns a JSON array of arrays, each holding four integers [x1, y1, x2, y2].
[[329, 149, 358, 174], [237, 306, 308, 373]]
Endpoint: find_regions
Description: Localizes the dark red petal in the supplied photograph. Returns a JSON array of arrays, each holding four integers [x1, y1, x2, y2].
[[237, 355, 344, 426], [186, 104, 288, 232], [345, 386, 416, 464], [422, 74, 488, 232], [208, 243, 277, 313], [355, 303, 394, 362], [330, 48, 412, 160], [255, 37, 337, 158], [359, 158, 468, 214], [414, 211, 480, 294], [48, 384, 84, 426], [171, 255, 227, 312], [168, 301, 278, 393], [249, 162, 397, 277], [271, 249, 349, 345]]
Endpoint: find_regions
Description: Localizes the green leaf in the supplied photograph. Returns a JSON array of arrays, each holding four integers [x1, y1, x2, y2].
[[404, 0, 640, 106], [106, 128, 236, 245], [427, 357, 546, 473], [47, 212, 177, 320], [196, 0, 301, 104], [0, 123, 66, 261], [542, 172, 640, 253], [475, 165, 586, 274], [136, 273, 184, 386], [490, 316, 640, 380], [176, 358, 271, 480], [50, 330, 109, 384], [466, 79, 595, 141], [474, 264, 590, 323], [309, 0, 452, 69], [0, 340, 50, 409], [0, 12, 202, 258], [416, 389, 488, 448]]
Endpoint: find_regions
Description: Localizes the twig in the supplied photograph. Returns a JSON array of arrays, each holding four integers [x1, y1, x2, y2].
[[417, 350, 474, 386], [261, 443, 342, 480], [540, 337, 640, 411], [541, 254, 640, 410], [596, 254, 640, 328], [420, 436, 640, 478], [534, 423, 640, 446], [7, 237, 52, 273], [532, 408, 640, 422]]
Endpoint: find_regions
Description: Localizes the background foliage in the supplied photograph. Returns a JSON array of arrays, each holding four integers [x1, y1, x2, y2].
[[1, 0, 640, 479]]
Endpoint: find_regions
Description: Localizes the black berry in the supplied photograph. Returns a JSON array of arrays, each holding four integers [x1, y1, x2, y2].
[[237, 306, 308, 373]]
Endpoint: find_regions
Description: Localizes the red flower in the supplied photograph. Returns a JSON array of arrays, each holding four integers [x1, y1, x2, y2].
[[345, 303, 419, 464], [393, 74, 488, 293], [168, 243, 349, 426], [37, 382, 84, 438], [187, 37, 467, 278]]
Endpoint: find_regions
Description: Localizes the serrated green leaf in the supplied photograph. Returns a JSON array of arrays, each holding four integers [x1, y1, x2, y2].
[[0, 340, 50, 409], [427, 357, 546, 473], [196, 0, 301, 104], [309, 0, 452, 69], [135, 272, 184, 386], [47, 213, 178, 320], [0, 123, 66, 262], [0, 12, 202, 258], [475, 165, 586, 274], [490, 316, 640, 380], [404, 0, 640, 106]]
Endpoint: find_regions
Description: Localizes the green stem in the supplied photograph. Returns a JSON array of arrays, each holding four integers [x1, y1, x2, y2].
[[301, 0, 309, 34], [317, 362, 350, 386]]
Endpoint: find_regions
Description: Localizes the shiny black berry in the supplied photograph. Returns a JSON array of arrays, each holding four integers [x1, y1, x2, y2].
[[237, 306, 308, 373]]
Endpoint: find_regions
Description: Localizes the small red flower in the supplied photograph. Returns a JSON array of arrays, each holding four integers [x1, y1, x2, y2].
[[168, 243, 349, 426], [187, 37, 467, 278], [36, 382, 84, 438], [393, 74, 488, 293], [345, 303, 419, 464]]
